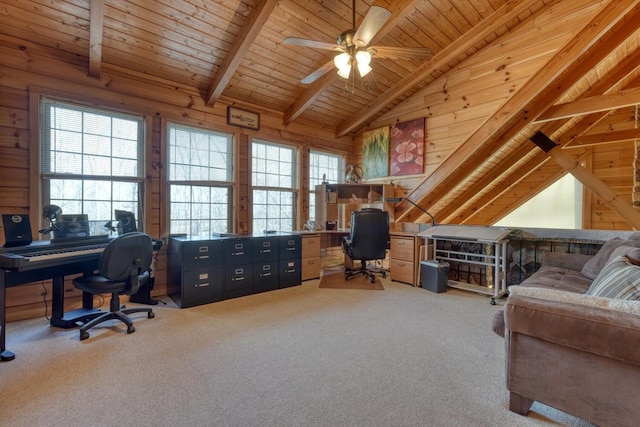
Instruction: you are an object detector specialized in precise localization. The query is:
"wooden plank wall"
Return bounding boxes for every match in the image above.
[0,55,350,322]
[352,0,634,230]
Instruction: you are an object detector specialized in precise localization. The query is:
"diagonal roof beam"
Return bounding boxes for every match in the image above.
[205,0,279,107]
[283,0,421,126]
[88,0,104,78]
[336,0,546,137]
[395,0,640,223]
[441,39,640,224]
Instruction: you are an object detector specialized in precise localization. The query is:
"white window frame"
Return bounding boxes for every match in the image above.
[167,122,234,236]
[40,98,145,236]
[251,139,298,232]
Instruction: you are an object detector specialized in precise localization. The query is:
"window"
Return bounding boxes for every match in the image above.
[167,123,233,235]
[494,174,583,228]
[252,140,297,232]
[309,151,343,221]
[41,99,144,235]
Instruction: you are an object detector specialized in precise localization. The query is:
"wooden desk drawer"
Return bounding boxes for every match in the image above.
[390,259,414,284]
[301,257,321,281]
[302,234,321,258]
[391,236,414,261]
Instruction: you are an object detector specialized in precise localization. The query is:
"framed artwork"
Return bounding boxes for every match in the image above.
[362,126,389,179]
[227,106,260,130]
[390,118,425,176]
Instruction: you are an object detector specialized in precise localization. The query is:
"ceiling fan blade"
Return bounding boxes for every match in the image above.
[369,46,432,60]
[353,6,392,47]
[300,60,336,84]
[283,37,342,51]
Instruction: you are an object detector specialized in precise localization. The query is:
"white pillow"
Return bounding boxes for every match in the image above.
[509,285,640,315]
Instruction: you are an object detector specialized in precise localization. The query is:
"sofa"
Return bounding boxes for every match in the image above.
[493,235,640,427]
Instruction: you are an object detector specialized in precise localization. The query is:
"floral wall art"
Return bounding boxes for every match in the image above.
[362,126,390,179]
[390,118,425,176]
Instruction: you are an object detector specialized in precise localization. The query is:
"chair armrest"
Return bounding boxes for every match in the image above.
[540,252,593,271]
[505,294,640,366]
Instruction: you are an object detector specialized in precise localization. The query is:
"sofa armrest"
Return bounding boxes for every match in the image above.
[540,252,593,271]
[504,294,640,366]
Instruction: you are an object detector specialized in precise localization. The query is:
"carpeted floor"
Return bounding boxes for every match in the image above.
[0,277,594,427]
[318,268,384,290]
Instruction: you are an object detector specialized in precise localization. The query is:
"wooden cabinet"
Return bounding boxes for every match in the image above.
[301,233,321,280]
[390,233,421,286]
[314,184,394,230]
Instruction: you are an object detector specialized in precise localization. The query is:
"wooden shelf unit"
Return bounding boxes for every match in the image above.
[314,183,394,230]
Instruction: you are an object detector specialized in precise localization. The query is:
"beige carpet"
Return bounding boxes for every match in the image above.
[0,279,594,427]
[318,268,384,290]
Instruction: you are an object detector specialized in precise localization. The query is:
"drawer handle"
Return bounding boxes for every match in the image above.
[196,282,209,287]
[397,241,406,245]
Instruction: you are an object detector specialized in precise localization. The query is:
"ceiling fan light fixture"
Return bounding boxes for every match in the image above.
[355,50,371,66]
[334,52,351,69]
[337,63,352,79]
[334,52,352,79]
[357,62,372,78]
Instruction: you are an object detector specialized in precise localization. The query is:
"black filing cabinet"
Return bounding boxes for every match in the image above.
[167,237,223,308]
[278,234,302,288]
[222,237,254,299]
[252,235,279,293]
[168,233,303,308]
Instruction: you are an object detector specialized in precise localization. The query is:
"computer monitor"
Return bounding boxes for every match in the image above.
[115,210,137,235]
[54,214,90,239]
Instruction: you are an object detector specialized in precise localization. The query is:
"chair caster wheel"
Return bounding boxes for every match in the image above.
[80,331,90,341]
[148,312,155,319]
[490,298,496,305]
[127,325,135,334]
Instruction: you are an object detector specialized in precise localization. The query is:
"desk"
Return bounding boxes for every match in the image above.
[300,229,423,286]
[418,225,512,303]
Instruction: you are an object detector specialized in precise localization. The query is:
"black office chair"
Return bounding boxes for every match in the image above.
[73,232,155,340]
[342,208,390,283]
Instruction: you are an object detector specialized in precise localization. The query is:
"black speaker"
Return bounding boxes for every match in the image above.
[2,214,32,247]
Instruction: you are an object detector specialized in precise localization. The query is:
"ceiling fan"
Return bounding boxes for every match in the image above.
[283,1,431,85]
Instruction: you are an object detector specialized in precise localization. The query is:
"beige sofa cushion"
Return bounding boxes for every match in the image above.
[586,255,640,300]
[510,284,640,315]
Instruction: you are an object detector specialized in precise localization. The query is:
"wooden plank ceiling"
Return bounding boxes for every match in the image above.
[2,0,640,226]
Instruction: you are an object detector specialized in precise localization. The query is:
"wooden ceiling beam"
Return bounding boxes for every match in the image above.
[335,0,545,137]
[532,131,640,229]
[205,0,279,107]
[535,86,640,123]
[88,0,104,78]
[395,0,640,223]
[437,31,640,224]
[283,0,421,126]
[565,129,640,148]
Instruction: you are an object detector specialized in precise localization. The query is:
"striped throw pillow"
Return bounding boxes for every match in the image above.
[586,255,640,300]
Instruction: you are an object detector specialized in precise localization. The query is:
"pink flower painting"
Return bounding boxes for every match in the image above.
[390,118,425,176]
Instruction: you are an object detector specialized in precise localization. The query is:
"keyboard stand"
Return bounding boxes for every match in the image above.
[49,276,103,328]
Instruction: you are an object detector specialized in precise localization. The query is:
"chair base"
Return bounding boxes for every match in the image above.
[345,260,386,283]
[79,292,154,340]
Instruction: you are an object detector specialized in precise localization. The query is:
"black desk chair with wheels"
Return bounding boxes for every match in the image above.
[73,232,155,341]
[342,208,390,283]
